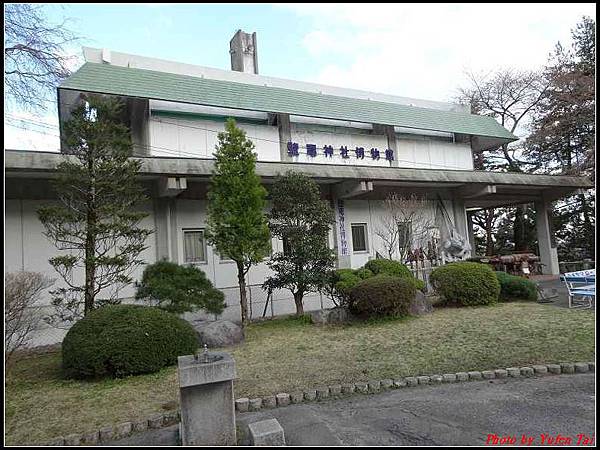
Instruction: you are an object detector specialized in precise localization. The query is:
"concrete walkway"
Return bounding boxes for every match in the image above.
[107,373,595,446]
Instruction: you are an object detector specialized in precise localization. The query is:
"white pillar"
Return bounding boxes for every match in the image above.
[535,200,560,275]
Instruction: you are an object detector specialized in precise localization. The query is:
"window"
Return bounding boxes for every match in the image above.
[398,220,413,250]
[351,223,368,252]
[183,229,207,263]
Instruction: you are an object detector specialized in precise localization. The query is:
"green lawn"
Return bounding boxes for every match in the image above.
[5,302,595,445]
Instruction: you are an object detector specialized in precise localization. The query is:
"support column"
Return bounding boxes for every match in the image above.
[466,212,476,257]
[270,113,292,162]
[535,199,560,275]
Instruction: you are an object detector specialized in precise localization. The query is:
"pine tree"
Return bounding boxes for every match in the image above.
[263,171,335,316]
[38,95,152,323]
[205,118,271,326]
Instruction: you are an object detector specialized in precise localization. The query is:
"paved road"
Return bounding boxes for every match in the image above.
[109,373,595,446]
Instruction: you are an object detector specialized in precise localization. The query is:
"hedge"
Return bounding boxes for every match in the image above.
[349,275,416,318]
[62,305,198,379]
[362,259,425,290]
[495,271,538,302]
[430,262,500,306]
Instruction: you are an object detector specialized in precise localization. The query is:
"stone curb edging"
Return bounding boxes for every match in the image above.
[235,361,595,414]
[44,361,594,445]
[44,410,180,446]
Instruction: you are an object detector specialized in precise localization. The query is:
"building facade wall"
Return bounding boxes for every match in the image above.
[146,110,474,171]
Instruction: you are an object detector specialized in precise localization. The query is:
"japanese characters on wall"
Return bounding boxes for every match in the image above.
[287,141,394,163]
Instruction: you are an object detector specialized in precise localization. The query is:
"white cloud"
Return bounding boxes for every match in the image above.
[280,3,597,102]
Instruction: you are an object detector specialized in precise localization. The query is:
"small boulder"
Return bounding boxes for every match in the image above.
[309,307,351,325]
[192,320,244,348]
[409,291,433,316]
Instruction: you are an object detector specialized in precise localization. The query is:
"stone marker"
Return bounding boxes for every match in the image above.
[99,426,115,442]
[394,379,408,388]
[546,364,561,374]
[468,371,482,381]
[249,398,262,411]
[235,398,250,412]
[81,431,100,445]
[405,377,419,386]
[430,375,443,384]
[455,372,469,382]
[381,379,394,389]
[115,422,132,438]
[574,362,589,373]
[417,376,430,385]
[177,351,236,446]
[329,385,342,396]
[368,380,381,392]
[341,383,355,394]
[494,369,508,379]
[303,389,317,401]
[132,419,149,433]
[290,392,304,404]
[248,418,286,446]
[533,365,548,375]
[262,395,277,409]
[442,374,457,383]
[481,370,495,380]
[560,362,575,374]
[276,393,290,407]
[520,367,534,377]
[506,367,521,377]
[354,382,368,393]
[316,386,330,400]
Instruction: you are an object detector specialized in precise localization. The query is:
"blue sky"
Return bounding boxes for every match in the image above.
[5,3,597,150]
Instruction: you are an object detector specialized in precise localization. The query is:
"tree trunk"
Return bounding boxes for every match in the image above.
[485,208,494,256]
[237,263,248,326]
[293,291,304,316]
[579,193,594,259]
[84,231,96,315]
[514,205,528,252]
[84,154,96,316]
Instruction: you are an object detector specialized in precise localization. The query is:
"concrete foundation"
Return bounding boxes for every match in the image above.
[177,352,237,446]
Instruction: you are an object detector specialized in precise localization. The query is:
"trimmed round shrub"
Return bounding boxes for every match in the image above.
[363,259,413,278]
[349,275,416,318]
[430,262,500,306]
[495,271,537,302]
[62,305,198,379]
[362,259,425,291]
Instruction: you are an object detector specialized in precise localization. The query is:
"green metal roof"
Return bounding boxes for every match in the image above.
[61,62,517,144]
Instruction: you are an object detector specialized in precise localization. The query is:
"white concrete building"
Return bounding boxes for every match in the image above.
[5,31,592,346]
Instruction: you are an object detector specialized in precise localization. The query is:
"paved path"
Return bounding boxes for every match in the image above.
[108,373,595,446]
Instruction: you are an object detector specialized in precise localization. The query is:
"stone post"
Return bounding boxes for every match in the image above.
[177,352,237,446]
[534,199,560,275]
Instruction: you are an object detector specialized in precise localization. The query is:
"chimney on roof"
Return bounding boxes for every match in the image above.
[229,30,258,74]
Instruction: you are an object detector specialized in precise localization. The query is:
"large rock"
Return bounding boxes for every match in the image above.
[409,291,434,316]
[192,320,244,348]
[309,307,351,325]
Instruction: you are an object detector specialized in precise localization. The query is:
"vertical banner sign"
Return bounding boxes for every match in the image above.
[337,199,349,256]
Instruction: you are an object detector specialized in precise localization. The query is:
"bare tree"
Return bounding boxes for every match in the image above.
[5,272,55,365]
[4,4,80,111]
[457,69,549,252]
[375,193,435,262]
